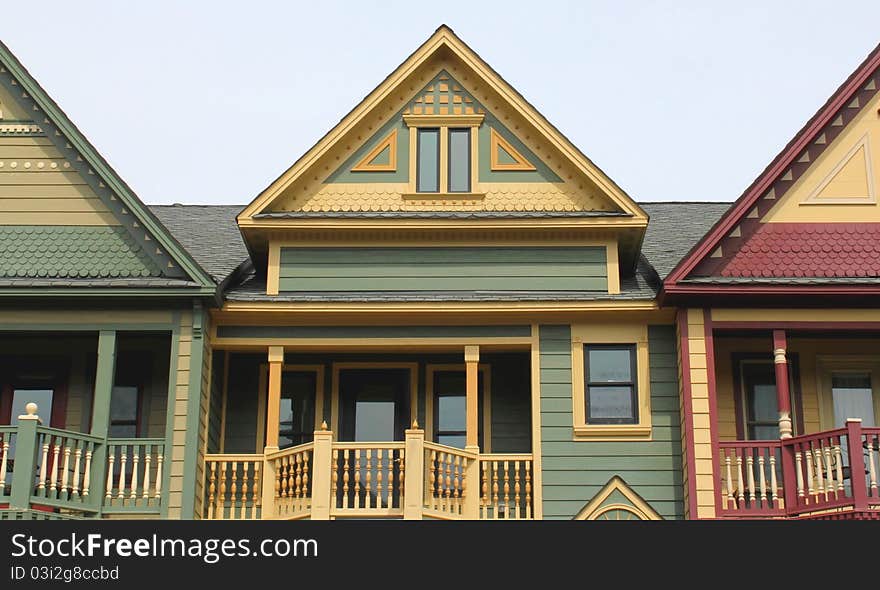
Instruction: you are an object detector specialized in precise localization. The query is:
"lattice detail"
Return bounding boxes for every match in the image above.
[403,71,483,117]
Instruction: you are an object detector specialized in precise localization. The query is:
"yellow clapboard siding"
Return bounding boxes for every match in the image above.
[0,137,55,146]
[0,211,119,225]
[0,171,86,185]
[0,184,98,198]
[0,197,108,212]
[0,145,63,158]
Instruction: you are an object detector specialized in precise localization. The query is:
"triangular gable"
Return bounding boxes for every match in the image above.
[664,42,880,295]
[574,476,662,520]
[0,41,215,291]
[238,25,646,223]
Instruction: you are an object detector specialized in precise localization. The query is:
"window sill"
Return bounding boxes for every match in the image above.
[402,192,485,201]
[573,424,652,441]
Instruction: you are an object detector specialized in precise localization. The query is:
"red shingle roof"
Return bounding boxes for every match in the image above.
[721,223,880,278]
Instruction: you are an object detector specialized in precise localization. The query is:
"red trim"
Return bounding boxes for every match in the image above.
[664,42,880,288]
[703,310,723,517]
[712,321,880,331]
[677,311,699,520]
[772,330,792,419]
[664,284,880,297]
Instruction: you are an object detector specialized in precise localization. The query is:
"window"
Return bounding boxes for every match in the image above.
[414,126,473,193]
[416,128,440,192]
[427,366,488,450]
[734,356,800,440]
[278,371,317,448]
[584,345,637,424]
[447,128,470,192]
[109,386,140,438]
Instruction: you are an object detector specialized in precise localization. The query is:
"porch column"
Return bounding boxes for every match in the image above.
[772,330,793,439]
[89,330,116,511]
[265,346,284,452]
[465,345,480,450]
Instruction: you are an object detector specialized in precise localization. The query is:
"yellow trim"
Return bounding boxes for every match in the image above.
[330,362,419,435]
[351,129,398,172]
[529,323,543,519]
[403,114,484,127]
[424,363,492,451]
[605,240,620,295]
[802,133,875,204]
[490,128,536,171]
[574,475,663,520]
[256,365,267,449]
[237,26,647,223]
[266,242,280,296]
[711,309,880,323]
[439,123,448,194]
[220,300,661,315]
[238,217,647,231]
[570,322,652,441]
[256,363,326,447]
[219,350,229,453]
[815,356,880,430]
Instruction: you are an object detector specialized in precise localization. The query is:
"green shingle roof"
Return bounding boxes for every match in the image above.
[0,226,162,279]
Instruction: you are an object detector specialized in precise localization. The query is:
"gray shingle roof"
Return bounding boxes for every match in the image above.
[639,202,732,279]
[254,211,629,219]
[150,201,732,298]
[149,204,249,283]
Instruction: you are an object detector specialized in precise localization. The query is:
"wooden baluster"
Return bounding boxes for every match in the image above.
[805,448,816,502]
[331,449,339,512]
[723,451,732,508]
[453,454,461,514]
[153,450,163,500]
[130,445,140,501]
[429,450,437,511]
[302,451,310,509]
[386,449,393,509]
[503,460,511,519]
[117,447,127,500]
[38,437,49,495]
[745,452,756,509]
[105,448,115,501]
[734,451,745,508]
[71,440,82,499]
[525,460,532,519]
[343,449,351,510]
[244,463,253,519]
[492,460,499,519]
[365,449,373,510]
[757,452,767,508]
[821,441,833,501]
[868,434,878,498]
[274,458,282,501]
[294,453,303,511]
[398,449,404,509]
[142,446,152,502]
[795,449,805,500]
[833,438,845,494]
[0,436,8,496]
[514,460,521,520]
[208,461,217,519]
[444,453,453,513]
[82,444,92,498]
[230,461,239,519]
[376,449,384,509]
[253,462,261,519]
[218,462,227,520]
[49,436,61,497]
[354,449,361,510]
[480,459,488,519]
[61,440,71,500]
[769,452,779,508]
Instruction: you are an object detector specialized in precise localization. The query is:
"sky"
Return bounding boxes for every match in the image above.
[2,1,879,206]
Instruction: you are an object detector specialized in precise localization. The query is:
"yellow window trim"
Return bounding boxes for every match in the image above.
[256,363,325,450]
[570,322,652,441]
[424,363,492,452]
[814,355,880,430]
[351,129,398,172]
[407,122,480,196]
[403,114,484,128]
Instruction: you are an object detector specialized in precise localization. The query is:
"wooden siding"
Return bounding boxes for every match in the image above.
[278,247,607,292]
[193,315,211,519]
[166,310,192,519]
[682,309,715,519]
[538,324,684,520]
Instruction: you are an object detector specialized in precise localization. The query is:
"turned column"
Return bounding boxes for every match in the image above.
[772,330,793,439]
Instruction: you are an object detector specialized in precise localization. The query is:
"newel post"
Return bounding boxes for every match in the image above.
[310,423,334,520]
[404,423,425,520]
[846,419,868,512]
[10,403,41,510]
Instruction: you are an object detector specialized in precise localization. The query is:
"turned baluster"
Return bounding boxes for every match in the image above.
[117,447,127,500]
[302,451,310,508]
[49,436,62,496]
[274,457,282,501]
[795,449,805,500]
[429,450,437,510]
[513,461,521,520]
[218,462,228,519]
[142,446,152,502]
[0,437,9,495]
[444,453,453,512]
[459,456,467,514]
[745,453,756,508]
[376,449,384,509]
[492,460,499,520]
[452,454,461,513]
[252,462,261,519]
[868,434,878,497]
[386,449,393,509]
[343,449,351,509]
[331,449,339,511]
[355,450,362,510]
[38,437,49,494]
[208,462,217,519]
[503,460,511,518]
[130,445,140,501]
[230,461,239,519]
[734,451,745,508]
[365,449,373,510]
[816,442,828,501]
[757,453,767,507]
[769,453,778,508]
[83,446,93,498]
[833,438,844,494]
[61,441,71,500]
[241,462,250,519]
[525,460,532,519]
[480,459,488,519]
[805,448,816,501]
[724,451,734,508]
[294,453,303,510]
[153,451,163,500]
[105,450,115,500]
[398,449,405,508]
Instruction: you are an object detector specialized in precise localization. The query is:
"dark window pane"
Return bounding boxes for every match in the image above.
[448,128,470,192]
[438,395,466,431]
[279,371,316,448]
[752,425,779,441]
[11,389,53,421]
[110,386,139,421]
[355,401,396,441]
[588,349,632,382]
[588,386,634,420]
[750,384,777,423]
[417,128,440,192]
[437,434,467,449]
[109,424,137,439]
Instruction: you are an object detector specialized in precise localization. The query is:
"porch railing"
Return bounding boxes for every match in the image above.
[717,420,880,518]
[0,426,15,499]
[32,426,102,512]
[203,425,535,520]
[102,438,165,512]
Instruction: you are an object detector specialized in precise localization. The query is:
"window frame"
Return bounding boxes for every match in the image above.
[424,364,491,452]
[732,353,803,440]
[446,127,471,193]
[583,344,638,425]
[570,323,652,440]
[416,127,441,193]
[404,115,482,197]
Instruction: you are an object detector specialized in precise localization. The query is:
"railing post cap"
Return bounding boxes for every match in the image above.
[846,418,863,423]
[17,402,41,422]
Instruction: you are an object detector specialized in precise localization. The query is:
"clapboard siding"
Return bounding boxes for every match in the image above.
[539,324,684,520]
[279,247,607,292]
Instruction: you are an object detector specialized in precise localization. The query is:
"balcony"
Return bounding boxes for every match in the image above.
[716,421,880,519]
[203,424,534,520]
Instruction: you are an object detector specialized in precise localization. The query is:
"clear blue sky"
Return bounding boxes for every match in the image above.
[2,1,879,205]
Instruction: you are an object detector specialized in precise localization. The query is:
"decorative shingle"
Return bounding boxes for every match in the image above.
[0,225,162,279]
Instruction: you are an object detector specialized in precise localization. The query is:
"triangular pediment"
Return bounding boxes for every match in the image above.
[0,41,213,291]
[238,26,646,222]
[665,42,880,293]
[574,476,662,520]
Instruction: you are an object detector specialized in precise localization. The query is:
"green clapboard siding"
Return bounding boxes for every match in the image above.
[279,247,607,292]
[538,324,684,520]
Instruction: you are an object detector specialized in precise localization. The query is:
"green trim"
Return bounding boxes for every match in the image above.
[216,324,532,339]
[88,330,116,513]
[0,288,216,297]
[180,304,206,519]
[9,417,39,509]
[325,117,409,184]
[100,506,161,514]
[0,323,179,333]
[479,115,561,183]
[160,312,181,519]
[0,41,216,291]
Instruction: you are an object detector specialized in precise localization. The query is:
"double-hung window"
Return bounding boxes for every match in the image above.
[584,345,638,424]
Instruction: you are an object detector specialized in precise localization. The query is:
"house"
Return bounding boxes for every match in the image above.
[0,26,877,520]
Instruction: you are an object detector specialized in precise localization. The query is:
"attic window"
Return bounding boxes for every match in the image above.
[415,127,471,193]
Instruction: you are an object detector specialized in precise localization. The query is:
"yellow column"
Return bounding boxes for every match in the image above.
[265,346,284,452]
[403,422,425,520]
[465,345,480,449]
